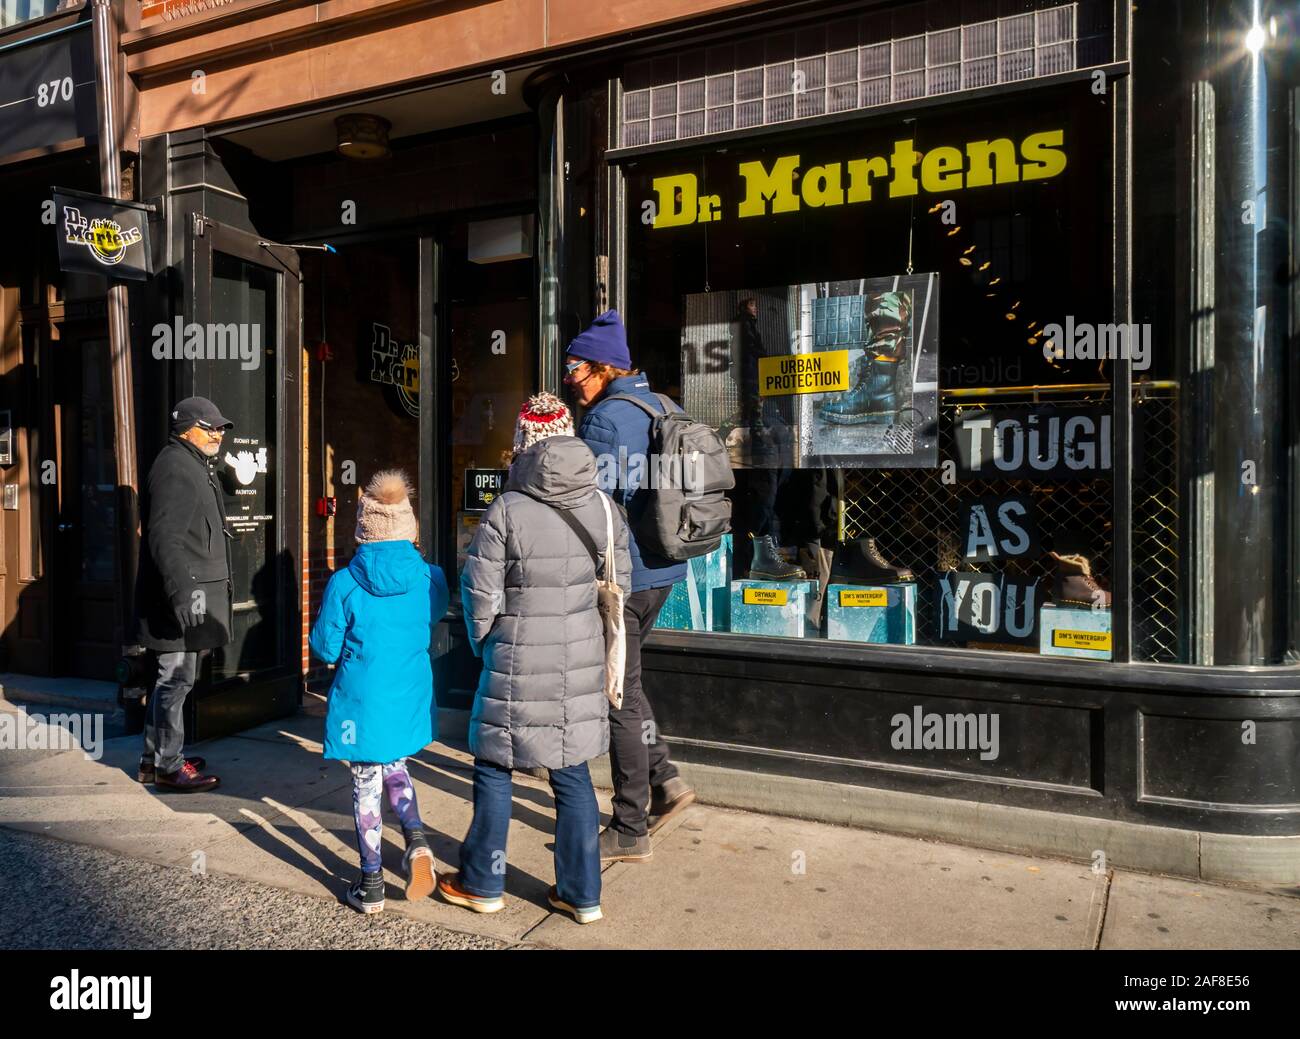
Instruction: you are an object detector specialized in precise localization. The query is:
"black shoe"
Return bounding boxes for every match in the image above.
[598,827,652,864]
[748,533,807,581]
[346,871,385,914]
[832,538,914,584]
[402,831,436,902]
[138,756,206,784]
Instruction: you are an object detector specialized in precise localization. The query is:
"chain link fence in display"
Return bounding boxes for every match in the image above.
[840,384,1180,662]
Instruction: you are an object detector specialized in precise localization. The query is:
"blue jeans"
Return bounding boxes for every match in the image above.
[459,759,601,909]
[142,651,199,774]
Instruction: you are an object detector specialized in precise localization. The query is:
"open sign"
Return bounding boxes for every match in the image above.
[464,469,507,512]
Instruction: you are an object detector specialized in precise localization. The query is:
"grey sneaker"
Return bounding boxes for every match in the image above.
[648,777,696,834]
[599,827,652,864]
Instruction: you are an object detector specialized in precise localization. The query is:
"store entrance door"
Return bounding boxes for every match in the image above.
[50,323,119,678]
[182,217,302,740]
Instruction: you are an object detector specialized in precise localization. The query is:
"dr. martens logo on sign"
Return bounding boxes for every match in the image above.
[367,322,419,419]
[650,130,1066,228]
[63,208,142,266]
[52,190,152,282]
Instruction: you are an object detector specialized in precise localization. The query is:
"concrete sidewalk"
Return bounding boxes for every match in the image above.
[0,697,1296,949]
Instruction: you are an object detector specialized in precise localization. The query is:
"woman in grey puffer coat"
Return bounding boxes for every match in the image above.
[439,393,631,924]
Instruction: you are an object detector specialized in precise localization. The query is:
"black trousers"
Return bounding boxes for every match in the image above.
[608,585,680,836]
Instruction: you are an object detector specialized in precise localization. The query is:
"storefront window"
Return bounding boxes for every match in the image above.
[0,0,70,31]
[624,79,1142,661]
[445,218,537,593]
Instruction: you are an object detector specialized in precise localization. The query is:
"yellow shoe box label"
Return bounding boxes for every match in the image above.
[1052,629,1113,652]
[743,587,789,607]
[838,588,889,608]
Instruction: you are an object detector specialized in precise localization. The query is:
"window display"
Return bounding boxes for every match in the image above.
[625,79,1134,659]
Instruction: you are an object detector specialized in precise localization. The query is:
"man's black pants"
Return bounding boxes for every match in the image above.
[608,585,680,837]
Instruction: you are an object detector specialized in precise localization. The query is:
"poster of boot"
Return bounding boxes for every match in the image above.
[680,273,938,470]
[795,274,939,469]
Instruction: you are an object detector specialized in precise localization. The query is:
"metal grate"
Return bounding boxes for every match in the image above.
[839,386,1180,662]
[620,3,1079,149]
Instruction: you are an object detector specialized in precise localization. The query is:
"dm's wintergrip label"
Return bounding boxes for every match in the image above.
[743,588,790,607]
[758,350,850,397]
[1051,629,1112,651]
[839,588,888,608]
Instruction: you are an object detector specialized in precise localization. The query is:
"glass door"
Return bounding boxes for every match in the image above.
[184,217,302,737]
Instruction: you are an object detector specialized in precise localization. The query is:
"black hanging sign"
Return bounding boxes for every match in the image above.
[53,188,153,282]
[958,494,1039,563]
[0,23,97,163]
[954,405,1111,481]
[935,571,1042,646]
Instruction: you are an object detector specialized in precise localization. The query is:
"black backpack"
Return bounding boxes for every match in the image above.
[606,393,734,561]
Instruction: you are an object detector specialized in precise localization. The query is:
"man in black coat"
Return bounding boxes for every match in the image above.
[134,396,234,792]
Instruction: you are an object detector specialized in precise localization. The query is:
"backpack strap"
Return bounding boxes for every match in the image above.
[604,393,665,418]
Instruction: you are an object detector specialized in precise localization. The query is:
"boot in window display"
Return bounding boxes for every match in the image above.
[1049,550,1112,608]
[817,292,911,426]
[748,532,807,581]
[830,537,915,585]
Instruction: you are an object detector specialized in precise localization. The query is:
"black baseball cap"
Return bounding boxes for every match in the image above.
[170,396,234,434]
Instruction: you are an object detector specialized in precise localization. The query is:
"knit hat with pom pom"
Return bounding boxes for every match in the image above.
[355,469,418,543]
[512,392,574,456]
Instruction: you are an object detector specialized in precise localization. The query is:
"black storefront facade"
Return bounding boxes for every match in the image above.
[121,0,1300,884]
[579,0,1300,884]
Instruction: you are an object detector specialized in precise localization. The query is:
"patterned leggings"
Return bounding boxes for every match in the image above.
[350,759,424,874]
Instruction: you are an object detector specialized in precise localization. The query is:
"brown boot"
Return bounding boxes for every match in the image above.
[1051,551,1111,607]
[155,761,220,792]
[647,777,696,835]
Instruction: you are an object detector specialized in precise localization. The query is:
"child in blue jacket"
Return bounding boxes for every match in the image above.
[310,469,449,913]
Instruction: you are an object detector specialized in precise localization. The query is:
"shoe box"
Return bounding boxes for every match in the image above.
[655,534,733,633]
[729,578,820,638]
[826,582,917,644]
[1038,602,1113,660]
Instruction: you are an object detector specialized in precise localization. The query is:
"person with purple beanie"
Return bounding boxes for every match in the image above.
[564,310,698,865]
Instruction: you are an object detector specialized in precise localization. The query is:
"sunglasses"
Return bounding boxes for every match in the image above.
[564,358,588,377]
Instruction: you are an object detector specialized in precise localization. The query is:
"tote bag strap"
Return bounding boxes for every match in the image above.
[540,493,614,582]
[596,491,617,585]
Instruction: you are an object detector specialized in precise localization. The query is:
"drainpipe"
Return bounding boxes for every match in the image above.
[530,70,567,394]
[91,0,139,644]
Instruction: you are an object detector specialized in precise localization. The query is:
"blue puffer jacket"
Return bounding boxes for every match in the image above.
[578,374,688,592]
[309,539,449,764]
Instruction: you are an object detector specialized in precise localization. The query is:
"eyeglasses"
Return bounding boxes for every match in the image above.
[564,358,588,377]
[194,421,227,435]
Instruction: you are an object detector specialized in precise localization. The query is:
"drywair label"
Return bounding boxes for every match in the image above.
[839,588,888,608]
[743,588,789,607]
[758,350,850,397]
[1052,629,1112,651]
